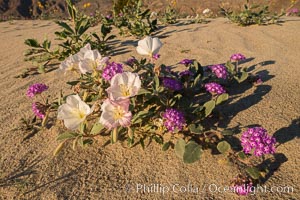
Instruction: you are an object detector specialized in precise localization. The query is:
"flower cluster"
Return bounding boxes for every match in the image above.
[205,82,226,94]
[59,44,109,74]
[208,64,228,79]
[102,62,124,81]
[230,53,246,62]
[240,127,276,156]
[162,108,185,132]
[179,59,193,66]
[26,83,48,98]
[32,102,47,119]
[179,70,193,77]
[162,77,183,91]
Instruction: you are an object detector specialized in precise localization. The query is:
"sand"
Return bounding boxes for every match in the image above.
[0,17,299,199]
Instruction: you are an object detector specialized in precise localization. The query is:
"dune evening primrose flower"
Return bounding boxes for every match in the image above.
[26,83,48,98]
[240,127,276,156]
[179,59,193,66]
[32,102,47,119]
[59,55,80,74]
[57,95,92,130]
[99,99,132,129]
[106,72,141,101]
[205,82,226,95]
[162,77,183,91]
[162,108,185,132]
[230,53,246,62]
[136,36,163,57]
[102,62,123,81]
[78,49,108,73]
[208,64,228,79]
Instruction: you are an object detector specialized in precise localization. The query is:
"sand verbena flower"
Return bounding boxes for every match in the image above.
[205,82,226,95]
[27,83,48,98]
[240,127,276,156]
[162,108,185,132]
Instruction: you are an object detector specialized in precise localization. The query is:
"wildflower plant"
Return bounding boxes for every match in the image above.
[221,0,284,26]
[23,35,280,196]
[23,0,115,74]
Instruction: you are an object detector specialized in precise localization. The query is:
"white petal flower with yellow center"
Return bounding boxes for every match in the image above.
[57,95,92,130]
[59,55,80,74]
[78,49,109,74]
[106,72,141,101]
[136,36,163,57]
[99,99,132,129]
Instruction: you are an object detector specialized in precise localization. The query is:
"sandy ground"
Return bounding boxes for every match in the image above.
[0,17,299,199]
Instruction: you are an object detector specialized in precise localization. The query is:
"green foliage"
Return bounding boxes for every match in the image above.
[23,0,115,72]
[112,0,158,37]
[221,0,284,26]
[175,139,202,163]
[217,141,231,154]
[160,5,178,24]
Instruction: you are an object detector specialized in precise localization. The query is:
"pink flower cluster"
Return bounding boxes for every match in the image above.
[205,82,226,95]
[240,127,276,156]
[208,64,228,79]
[162,108,185,132]
[26,83,48,98]
[230,53,246,62]
[102,62,124,81]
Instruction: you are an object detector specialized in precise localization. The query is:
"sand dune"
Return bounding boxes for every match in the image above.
[0,17,299,199]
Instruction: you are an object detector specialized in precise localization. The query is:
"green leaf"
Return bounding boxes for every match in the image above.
[56,21,74,34]
[66,81,80,86]
[188,124,203,134]
[162,141,171,151]
[153,135,163,144]
[53,142,65,156]
[90,123,104,135]
[24,39,40,48]
[238,151,247,160]
[183,141,202,164]
[203,100,216,117]
[174,139,186,159]
[246,167,261,179]
[216,93,229,105]
[137,88,151,95]
[217,141,231,154]
[83,138,93,146]
[56,132,78,141]
[221,129,234,136]
[225,61,235,72]
[154,75,159,91]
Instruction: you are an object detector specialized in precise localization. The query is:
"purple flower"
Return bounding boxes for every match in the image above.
[152,53,160,60]
[26,83,48,98]
[32,102,47,119]
[162,108,185,132]
[126,57,137,67]
[179,70,194,77]
[287,8,299,16]
[102,62,123,81]
[230,53,246,62]
[179,59,193,66]
[163,77,183,91]
[240,127,276,156]
[204,82,226,94]
[255,75,263,85]
[208,64,228,79]
[105,14,113,20]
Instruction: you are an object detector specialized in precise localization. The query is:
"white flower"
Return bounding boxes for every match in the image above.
[78,49,106,74]
[57,95,92,130]
[106,72,141,101]
[59,55,80,74]
[75,43,91,61]
[99,99,132,129]
[136,36,163,57]
[203,8,211,15]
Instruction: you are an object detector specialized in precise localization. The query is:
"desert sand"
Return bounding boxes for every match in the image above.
[0,17,299,199]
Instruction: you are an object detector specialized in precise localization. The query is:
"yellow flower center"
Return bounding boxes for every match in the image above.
[120,84,131,97]
[113,106,125,120]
